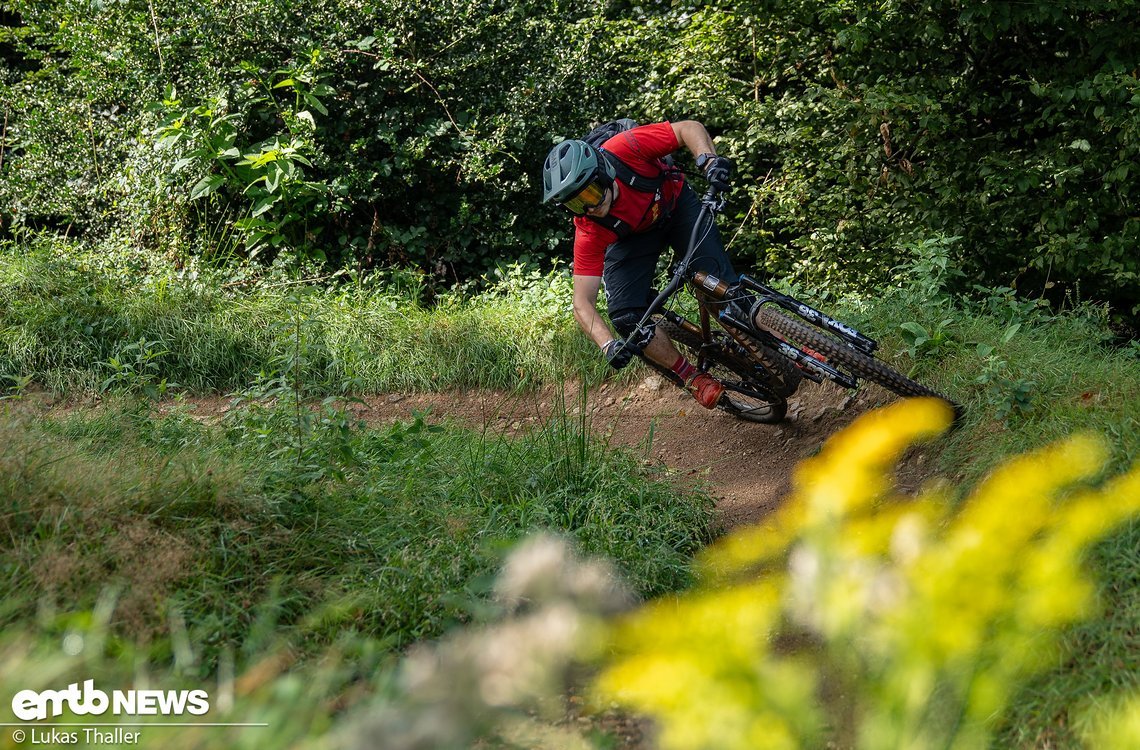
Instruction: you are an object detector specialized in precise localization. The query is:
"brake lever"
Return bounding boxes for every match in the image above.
[631,321,657,350]
[701,188,727,214]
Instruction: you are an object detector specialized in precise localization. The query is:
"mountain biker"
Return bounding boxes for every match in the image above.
[542,120,736,409]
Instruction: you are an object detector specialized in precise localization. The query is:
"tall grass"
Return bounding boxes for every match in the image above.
[0,240,604,394]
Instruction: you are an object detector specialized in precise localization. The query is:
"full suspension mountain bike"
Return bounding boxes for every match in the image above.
[624,187,955,424]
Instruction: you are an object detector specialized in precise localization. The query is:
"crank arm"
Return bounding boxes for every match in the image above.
[721,379,782,403]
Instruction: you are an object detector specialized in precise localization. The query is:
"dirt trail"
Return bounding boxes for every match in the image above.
[39,373,911,528]
[341,374,901,528]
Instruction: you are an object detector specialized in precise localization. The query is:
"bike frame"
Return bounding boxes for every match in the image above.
[630,187,882,393]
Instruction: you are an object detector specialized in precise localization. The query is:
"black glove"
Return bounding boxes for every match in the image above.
[602,339,635,370]
[703,155,733,193]
[601,325,655,370]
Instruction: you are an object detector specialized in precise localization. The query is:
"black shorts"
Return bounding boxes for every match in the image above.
[602,183,738,333]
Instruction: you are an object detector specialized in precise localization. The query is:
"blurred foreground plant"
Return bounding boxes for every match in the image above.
[592,398,1140,749]
[343,535,633,749]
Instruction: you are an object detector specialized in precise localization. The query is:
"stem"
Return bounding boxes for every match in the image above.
[751,26,760,102]
[293,301,303,469]
[86,112,102,182]
[221,272,341,290]
[725,198,758,251]
[0,109,7,170]
[147,0,165,74]
[341,50,462,134]
[256,77,292,137]
[412,69,461,133]
[725,169,772,250]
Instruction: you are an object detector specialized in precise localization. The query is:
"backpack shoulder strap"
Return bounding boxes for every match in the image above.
[601,150,666,193]
[586,212,632,239]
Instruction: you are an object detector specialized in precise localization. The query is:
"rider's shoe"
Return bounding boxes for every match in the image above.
[687,372,725,409]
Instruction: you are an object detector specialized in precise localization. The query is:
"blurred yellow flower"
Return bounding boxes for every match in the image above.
[591,397,1140,750]
[1080,692,1140,750]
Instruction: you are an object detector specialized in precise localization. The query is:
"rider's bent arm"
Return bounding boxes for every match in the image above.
[572,274,616,349]
[670,120,717,162]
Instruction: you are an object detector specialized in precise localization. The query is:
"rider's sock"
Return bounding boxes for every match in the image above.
[671,356,697,382]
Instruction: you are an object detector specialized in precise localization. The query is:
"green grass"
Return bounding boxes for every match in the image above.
[0,240,606,395]
[0,394,713,673]
[830,287,1140,477]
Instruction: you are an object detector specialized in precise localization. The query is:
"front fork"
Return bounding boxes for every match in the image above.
[697,303,714,374]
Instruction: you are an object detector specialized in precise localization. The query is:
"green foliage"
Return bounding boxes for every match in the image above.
[97,337,179,400]
[5,0,1140,320]
[892,235,965,360]
[633,0,1140,322]
[898,317,955,361]
[973,324,1040,423]
[0,0,647,279]
[151,50,335,262]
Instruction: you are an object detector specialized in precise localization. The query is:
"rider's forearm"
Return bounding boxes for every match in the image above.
[574,303,616,349]
[671,120,717,160]
[572,275,615,349]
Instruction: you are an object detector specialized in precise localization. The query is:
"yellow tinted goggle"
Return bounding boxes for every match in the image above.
[563,180,609,215]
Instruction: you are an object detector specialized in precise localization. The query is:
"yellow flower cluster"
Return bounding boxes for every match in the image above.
[592,398,1140,749]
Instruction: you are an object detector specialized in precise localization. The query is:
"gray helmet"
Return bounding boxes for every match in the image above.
[541,140,616,204]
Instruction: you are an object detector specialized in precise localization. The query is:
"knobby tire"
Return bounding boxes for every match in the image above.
[754,308,946,399]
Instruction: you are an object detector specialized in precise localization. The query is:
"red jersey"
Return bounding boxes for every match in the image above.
[571,122,685,277]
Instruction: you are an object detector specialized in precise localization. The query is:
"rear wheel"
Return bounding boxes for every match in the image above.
[653,315,789,424]
[754,308,949,400]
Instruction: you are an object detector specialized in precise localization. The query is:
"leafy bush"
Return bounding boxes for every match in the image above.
[0,0,647,278]
[632,0,1140,322]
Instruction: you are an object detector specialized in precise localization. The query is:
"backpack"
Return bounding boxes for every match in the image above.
[581,119,681,238]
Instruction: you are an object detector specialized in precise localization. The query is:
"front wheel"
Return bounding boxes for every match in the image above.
[755,308,951,400]
[653,315,788,424]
